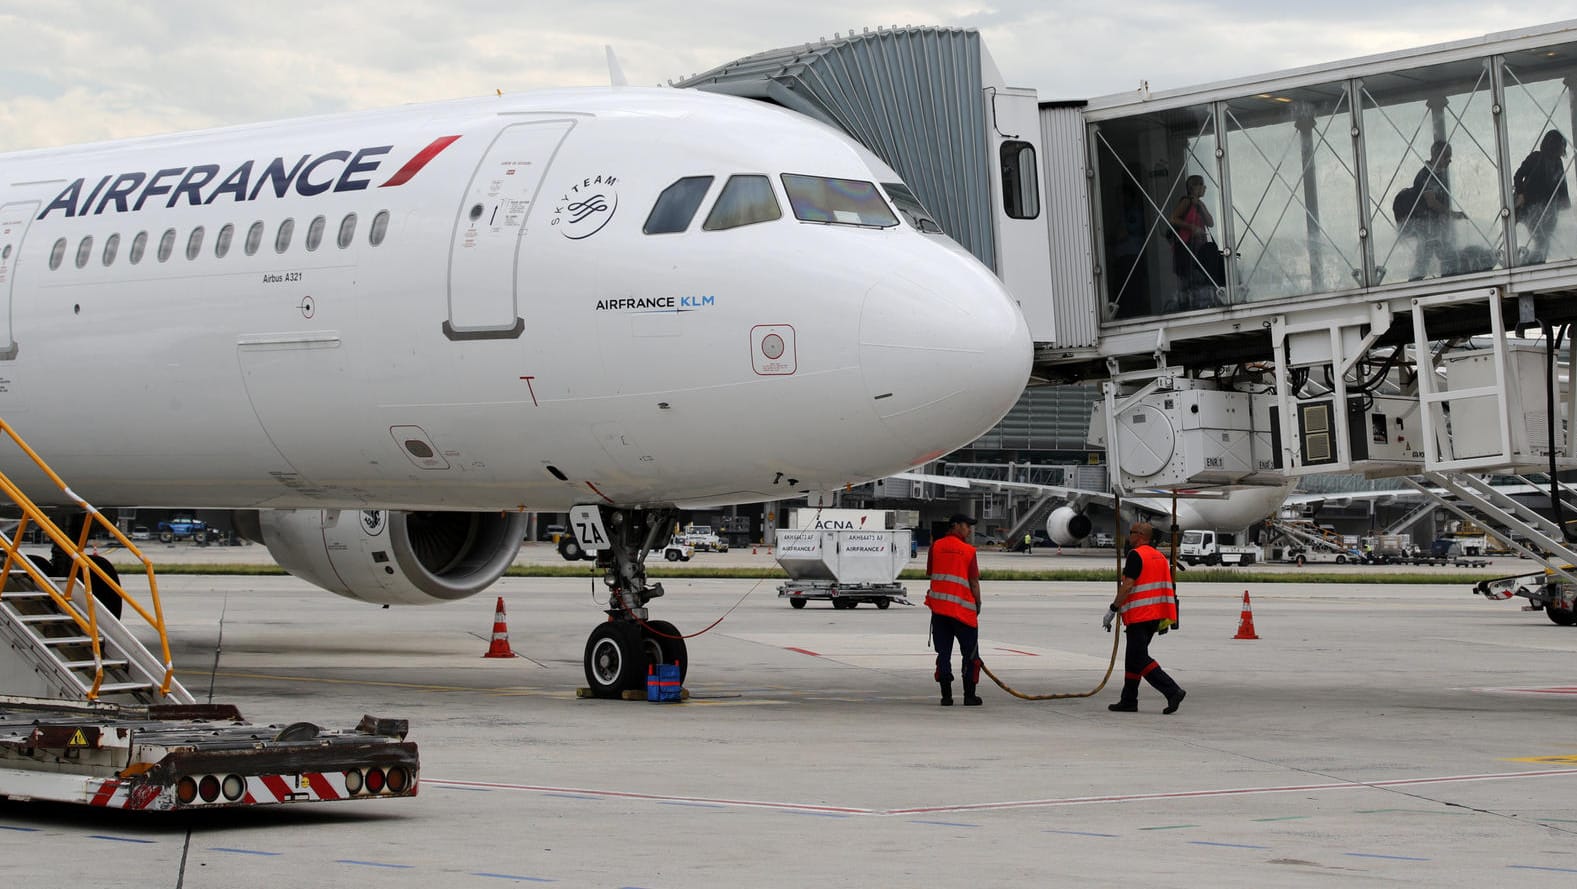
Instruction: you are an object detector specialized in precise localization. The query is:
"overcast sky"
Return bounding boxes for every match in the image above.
[0,3,1569,152]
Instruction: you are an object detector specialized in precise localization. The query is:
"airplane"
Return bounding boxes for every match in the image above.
[898,471,1294,544]
[0,86,1033,697]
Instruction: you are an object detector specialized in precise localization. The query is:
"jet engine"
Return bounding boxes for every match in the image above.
[233,509,529,605]
[1045,506,1093,546]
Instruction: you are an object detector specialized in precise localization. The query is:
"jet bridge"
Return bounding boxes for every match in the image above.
[689,22,1577,621]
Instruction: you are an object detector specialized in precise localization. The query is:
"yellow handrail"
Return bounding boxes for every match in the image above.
[0,418,175,700]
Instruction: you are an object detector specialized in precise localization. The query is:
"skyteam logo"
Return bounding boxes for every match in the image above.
[552,174,618,239]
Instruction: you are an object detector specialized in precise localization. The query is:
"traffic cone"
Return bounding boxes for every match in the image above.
[483,596,518,658]
[1233,590,1260,640]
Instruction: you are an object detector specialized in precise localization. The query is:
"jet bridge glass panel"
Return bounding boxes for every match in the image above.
[1091,104,1222,320]
[1360,57,1502,285]
[1500,42,1577,266]
[1223,84,1361,304]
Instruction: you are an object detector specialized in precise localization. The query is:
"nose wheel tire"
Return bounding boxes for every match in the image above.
[640,619,688,684]
[584,622,646,697]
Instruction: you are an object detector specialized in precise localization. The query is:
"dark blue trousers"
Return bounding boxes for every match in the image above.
[931,613,980,684]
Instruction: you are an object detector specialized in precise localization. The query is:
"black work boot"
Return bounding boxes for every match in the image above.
[963,682,983,706]
[1108,679,1140,712]
[938,681,953,706]
[1147,668,1186,714]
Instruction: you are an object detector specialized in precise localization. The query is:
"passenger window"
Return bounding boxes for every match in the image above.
[215,224,234,258]
[275,218,294,254]
[999,140,1040,220]
[306,215,326,251]
[75,236,94,269]
[245,221,264,256]
[337,213,357,249]
[157,228,176,262]
[129,231,148,265]
[370,210,390,246]
[185,226,205,260]
[102,233,120,266]
[644,176,714,234]
[703,175,781,231]
[49,238,66,271]
[781,174,899,227]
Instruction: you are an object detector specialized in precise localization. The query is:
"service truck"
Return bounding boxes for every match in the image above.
[1179,529,1262,566]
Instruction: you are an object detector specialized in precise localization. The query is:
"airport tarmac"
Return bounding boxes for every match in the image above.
[5,561,1577,886]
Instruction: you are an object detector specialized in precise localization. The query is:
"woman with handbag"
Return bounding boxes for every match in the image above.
[1168,174,1222,307]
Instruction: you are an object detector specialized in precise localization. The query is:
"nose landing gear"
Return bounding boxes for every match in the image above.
[576,506,689,698]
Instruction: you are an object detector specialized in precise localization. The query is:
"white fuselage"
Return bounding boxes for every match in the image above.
[0,89,1031,512]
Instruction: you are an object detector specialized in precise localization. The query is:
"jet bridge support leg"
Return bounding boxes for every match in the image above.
[579,506,687,699]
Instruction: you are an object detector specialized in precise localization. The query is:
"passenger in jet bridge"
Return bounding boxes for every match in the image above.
[1168,175,1222,309]
[1513,129,1571,265]
[1406,140,1469,280]
[925,513,984,707]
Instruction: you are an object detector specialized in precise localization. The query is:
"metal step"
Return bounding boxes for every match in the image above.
[41,635,94,647]
[90,682,154,694]
[59,659,129,669]
[15,613,77,625]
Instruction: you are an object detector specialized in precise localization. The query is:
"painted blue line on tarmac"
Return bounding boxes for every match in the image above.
[336,860,415,869]
[1044,829,1119,838]
[87,835,156,844]
[0,825,41,832]
[208,847,281,856]
[1509,864,1577,873]
[1344,852,1429,861]
[908,820,979,828]
[472,873,555,882]
[1189,841,1270,850]
[658,800,727,809]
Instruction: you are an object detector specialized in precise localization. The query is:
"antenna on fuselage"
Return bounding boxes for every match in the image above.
[604,45,628,87]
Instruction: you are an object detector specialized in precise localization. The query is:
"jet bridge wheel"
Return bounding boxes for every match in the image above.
[584,621,647,697]
[1546,600,1577,626]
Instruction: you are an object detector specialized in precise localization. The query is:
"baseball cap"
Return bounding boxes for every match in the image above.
[947,513,977,526]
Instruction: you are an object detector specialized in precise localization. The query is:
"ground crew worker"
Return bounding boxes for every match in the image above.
[926,513,983,706]
[1103,521,1186,714]
[1023,532,1033,554]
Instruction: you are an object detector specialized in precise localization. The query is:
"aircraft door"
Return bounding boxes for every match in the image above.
[445,120,574,340]
[0,201,40,360]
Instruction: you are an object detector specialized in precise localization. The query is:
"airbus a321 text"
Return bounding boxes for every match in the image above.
[0,87,1032,695]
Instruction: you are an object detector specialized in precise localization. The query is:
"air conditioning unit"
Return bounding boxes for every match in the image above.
[1089,382,1259,490]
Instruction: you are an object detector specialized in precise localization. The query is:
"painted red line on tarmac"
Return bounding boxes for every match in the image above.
[1478,686,1577,695]
[428,768,1577,818]
[992,647,1038,656]
[425,778,867,814]
[784,647,820,657]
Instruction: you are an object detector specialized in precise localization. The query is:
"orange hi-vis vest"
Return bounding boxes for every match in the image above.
[1121,544,1179,626]
[926,534,979,627]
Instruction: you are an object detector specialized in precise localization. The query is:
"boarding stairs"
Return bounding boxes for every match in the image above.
[1264,518,1356,558]
[0,420,190,705]
[1405,472,1577,587]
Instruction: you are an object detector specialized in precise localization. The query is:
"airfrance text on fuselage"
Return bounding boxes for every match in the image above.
[37,144,436,220]
[595,296,716,311]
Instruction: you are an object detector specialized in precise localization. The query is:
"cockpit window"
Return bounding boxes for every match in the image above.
[644,176,714,234]
[882,182,944,233]
[702,175,781,231]
[781,174,899,228]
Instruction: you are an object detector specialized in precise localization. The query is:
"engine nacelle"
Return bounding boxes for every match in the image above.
[1046,506,1093,546]
[235,509,528,605]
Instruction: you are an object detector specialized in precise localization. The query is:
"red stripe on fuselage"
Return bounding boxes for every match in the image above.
[380,135,461,187]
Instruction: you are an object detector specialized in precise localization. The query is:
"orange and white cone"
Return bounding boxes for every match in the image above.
[483,596,518,658]
[1233,590,1260,640]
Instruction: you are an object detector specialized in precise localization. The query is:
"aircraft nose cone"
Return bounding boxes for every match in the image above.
[859,264,1031,457]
